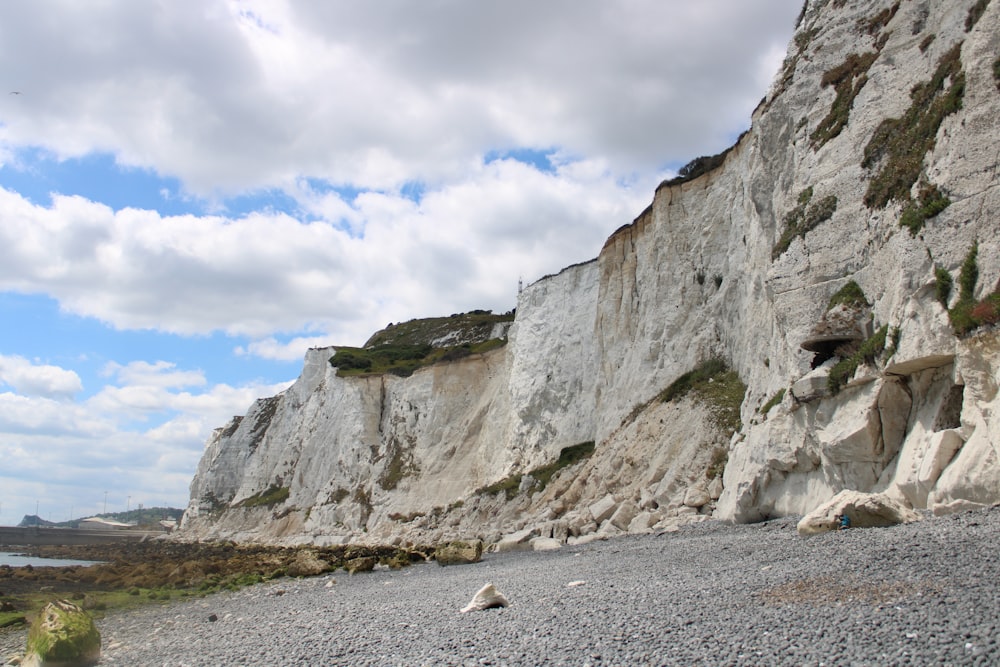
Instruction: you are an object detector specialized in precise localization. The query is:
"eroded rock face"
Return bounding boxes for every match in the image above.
[182,0,1000,545]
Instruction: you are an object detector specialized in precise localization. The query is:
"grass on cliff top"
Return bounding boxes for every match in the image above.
[330,310,513,378]
[331,338,507,378]
[659,358,747,436]
[364,310,514,348]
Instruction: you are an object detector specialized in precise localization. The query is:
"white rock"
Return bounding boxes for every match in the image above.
[797,490,922,535]
[588,494,618,524]
[494,527,537,553]
[683,486,711,508]
[707,477,724,501]
[608,502,638,531]
[460,583,509,613]
[530,537,562,551]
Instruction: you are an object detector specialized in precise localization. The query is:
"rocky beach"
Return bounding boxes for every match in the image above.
[4,507,998,666]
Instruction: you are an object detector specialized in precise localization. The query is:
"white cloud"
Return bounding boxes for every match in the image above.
[102,360,207,389]
[0,153,656,344]
[0,366,292,522]
[236,336,338,362]
[0,1,798,194]
[0,354,83,398]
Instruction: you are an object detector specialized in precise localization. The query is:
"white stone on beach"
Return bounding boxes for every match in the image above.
[460,583,509,613]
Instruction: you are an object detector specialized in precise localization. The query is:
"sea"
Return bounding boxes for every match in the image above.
[0,552,101,567]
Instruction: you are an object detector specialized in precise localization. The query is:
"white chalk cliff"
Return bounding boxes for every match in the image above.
[181,0,1000,545]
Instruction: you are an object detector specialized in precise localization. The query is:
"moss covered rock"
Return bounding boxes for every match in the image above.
[434,540,483,566]
[23,600,100,667]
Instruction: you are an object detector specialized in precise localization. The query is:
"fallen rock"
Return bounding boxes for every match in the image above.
[286,550,329,577]
[345,556,376,574]
[683,486,711,508]
[797,490,922,536]
[434,540,483,566]
[460,583,509,613]
[494,527,537,553]
[529,537,562,551]
[589,494,618,524]
[627,511,657,534]
[22,600,100,667]
[608,503,638,531]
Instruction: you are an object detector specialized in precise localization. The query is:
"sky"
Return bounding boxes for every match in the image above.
[0,0,801,525]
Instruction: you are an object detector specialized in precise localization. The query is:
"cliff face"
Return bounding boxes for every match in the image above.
[182,0,1000,544]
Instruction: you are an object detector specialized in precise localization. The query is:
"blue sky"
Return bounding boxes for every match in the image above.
[0,0,799,525]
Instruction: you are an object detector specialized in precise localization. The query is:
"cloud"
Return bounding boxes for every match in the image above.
[0,153,656,344]
[0,368,292,521]
[0,1,797,195]
[0,354,82,398]
[236,336,338,362]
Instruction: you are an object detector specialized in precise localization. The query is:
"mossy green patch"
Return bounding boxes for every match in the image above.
[475,441,596,500]
[772,188,838,259]
[811,51,878,149]
[237,485,290,508]
[330,310,513,378]
[828,280,870,310]
[828,325,889,395]
[25,600,100,665]
[935,266,954,308]
[863,44,965,209]
[364,310,513,348]
[660,358,746,436]
[899,182,950,234]
[760,388,787,416]
[948,241,1000,335]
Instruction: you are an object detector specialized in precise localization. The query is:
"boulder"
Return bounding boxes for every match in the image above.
[434,540,483,566]
[529,537,562,551]
[23,600,100,667]
[345,556,376,574]
[588,494,618,524]
[797,490,922,535]
[683,486,711,508]
[626,511,658,534]
[286,549,329,577]
[494,527,538,552]
[608,503,638,531]
[790,362,834,403]
[460,583,509,613]
[707,477,724,500]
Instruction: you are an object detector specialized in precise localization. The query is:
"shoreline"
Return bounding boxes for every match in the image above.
[5,508,1000,665]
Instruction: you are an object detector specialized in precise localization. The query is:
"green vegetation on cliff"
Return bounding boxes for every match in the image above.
[330,310,513,378]
[659,358,746,436]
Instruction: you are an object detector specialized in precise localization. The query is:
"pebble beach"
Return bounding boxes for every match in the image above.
[4,507,999,666]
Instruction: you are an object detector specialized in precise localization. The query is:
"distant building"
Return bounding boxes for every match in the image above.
[79,517,131,530]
